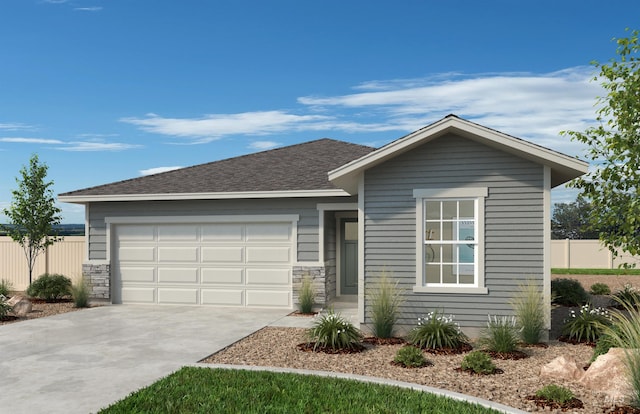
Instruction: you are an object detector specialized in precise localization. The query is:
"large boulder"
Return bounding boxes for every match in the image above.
[580,348,634,404]
[539,355,584,381]
[7,295,32,317]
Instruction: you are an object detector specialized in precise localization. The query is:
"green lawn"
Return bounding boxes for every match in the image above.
[99,367,502,414]
[552,268,640,275]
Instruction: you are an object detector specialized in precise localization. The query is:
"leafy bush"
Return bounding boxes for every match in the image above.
[613,283,640,309]
[407,310,469,350]
[368,271,403,338]
[70,278,91,308]
[551,278,588,306]
[603,294,640,407]
[535,384,575,404]
[510,281,546,344]
[298,273,315,314]
[590,329,618,363]
[308,310,362,351]
[589,282,611,296]
[561,304,611,343]
[478,315,519,353]
[26,273,72,302]
[460,351,496,374]
[0,279,13,297]
[393,346,428,368]
[0,297,12,319]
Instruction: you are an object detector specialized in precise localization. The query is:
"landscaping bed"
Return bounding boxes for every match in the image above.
[0,298,84,325]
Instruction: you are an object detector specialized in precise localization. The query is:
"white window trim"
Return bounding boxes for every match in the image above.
[413,187,488,294]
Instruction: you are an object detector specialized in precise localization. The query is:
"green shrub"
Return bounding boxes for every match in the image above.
[613,283,640,309]
[308,310,362,351]
[407,310,469,350]
[298,273,315,314]
[0,279,13,297]
[603,294,640,407]
[460,351,496,374]
[478,315,519,353]
[589,282,611,296]
[26,273,72,302]
[70,278,91,308]
[510,281,546,344]
[535,384,575,404]
[368,271,403,338]
[551,278,588,306]
[393,346,428,368]
[561,304,611,343]
[0,297,12,319]
[590,329,618,363]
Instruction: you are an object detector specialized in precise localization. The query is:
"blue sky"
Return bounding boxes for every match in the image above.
[1,0,639,223]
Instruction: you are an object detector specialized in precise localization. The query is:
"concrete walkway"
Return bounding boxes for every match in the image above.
[0,305,290,414]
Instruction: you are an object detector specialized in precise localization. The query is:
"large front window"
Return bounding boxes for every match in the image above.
[413,187,487,294]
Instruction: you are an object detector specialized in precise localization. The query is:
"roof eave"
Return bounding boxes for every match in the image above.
[58,189,352,204]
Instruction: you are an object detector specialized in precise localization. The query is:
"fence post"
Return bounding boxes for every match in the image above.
[565,238,570,269]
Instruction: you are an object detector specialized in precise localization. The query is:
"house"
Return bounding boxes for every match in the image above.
[59,115,588,335]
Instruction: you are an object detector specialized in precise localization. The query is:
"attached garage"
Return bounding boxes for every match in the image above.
[111,218,296,307]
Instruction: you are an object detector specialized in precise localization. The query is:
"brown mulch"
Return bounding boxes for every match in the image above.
[485,350,529,360]
[607,405,640,414]
[558,335,597,347]
[390,360,433,368]
[362,337,405,345]
[296,342,366,354]
[455,367,504,375]
[525,395,584,411]
[423,342,473,355]
[288,310,318,317]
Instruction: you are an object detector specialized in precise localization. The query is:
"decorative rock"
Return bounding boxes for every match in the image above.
[539,355,584,381]
[7,295,32,317]
[580,348,633,404]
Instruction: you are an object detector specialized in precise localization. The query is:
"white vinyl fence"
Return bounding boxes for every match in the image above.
[0,236,85,291]
[551,239,640,269]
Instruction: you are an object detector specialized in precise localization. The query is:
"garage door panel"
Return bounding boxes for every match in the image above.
[246,268,290,285]
[117,225,155,241]
[246,290,290,307]
[246,246,290,263]
[119,246,155,262]
[202,224,243,241]
[158,288,198,304]
[120,267,156,282]
[202,268,243,284]
[158,247,198,262]
[158,225,199,241]
[158,268,198,283]
[122,287,156,303]
[202,289,244,306]
[115,221,293,308]
[246,223,291,241]
[202,246,243,263]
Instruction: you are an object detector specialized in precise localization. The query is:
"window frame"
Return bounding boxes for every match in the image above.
[413,187,488,294]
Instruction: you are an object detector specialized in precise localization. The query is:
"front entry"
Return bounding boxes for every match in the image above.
[339,218,358,295]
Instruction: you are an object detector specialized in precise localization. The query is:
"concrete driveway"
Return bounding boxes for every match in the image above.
[0,305,291,414]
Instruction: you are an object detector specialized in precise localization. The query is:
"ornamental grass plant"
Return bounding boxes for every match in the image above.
[70,278,91,308]
[535,384,575,405]
[393,346,428,368]
[561,304,611,343]
[510,281,546,344]
[407,310,469,350]
[298,273,315,314]
[460,351,496,374]
[367,271,404,338]
[0,279,13,297]
[602,294,640,407]
[478,315,519,353]
[308,309,362,351]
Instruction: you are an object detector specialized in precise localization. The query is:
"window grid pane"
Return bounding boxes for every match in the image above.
[424,198,476,286]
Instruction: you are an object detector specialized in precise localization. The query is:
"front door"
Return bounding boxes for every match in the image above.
[340,218,358,295]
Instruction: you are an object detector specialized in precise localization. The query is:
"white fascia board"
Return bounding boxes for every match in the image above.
[58,189,351,204]
[328,116,589,190]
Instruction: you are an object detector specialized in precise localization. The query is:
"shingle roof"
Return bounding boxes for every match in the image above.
[59,138,376,197]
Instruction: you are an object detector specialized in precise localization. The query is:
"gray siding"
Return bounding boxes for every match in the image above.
[86,196,356,263]
[363,134,545,330]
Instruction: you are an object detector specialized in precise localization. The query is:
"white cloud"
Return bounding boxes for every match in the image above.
[0,137,64,144]
[248,141,281,150]
[120,111,332,143]
[60,141,141,152]
[0,123,33,131]
[139,166,183,176]
[74,7,102,11]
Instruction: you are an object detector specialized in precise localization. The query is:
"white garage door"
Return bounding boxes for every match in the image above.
[113,222,293,307]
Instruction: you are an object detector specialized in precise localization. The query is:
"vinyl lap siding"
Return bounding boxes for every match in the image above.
[86,197,355,263]
[364,134,544,330]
